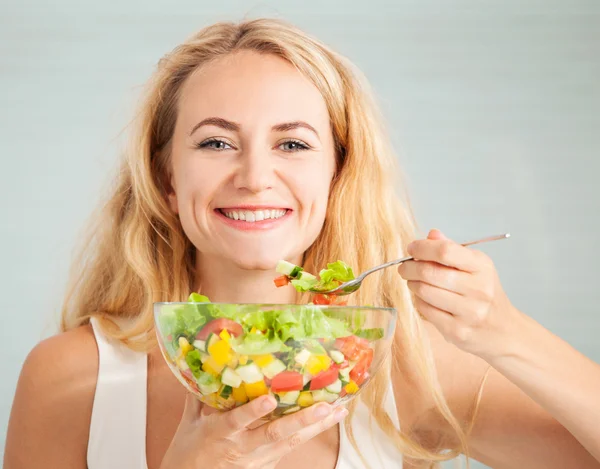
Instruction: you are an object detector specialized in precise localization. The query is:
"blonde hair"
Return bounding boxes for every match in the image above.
[61,18,484,467]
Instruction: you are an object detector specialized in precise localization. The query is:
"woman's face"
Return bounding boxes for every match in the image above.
[167,50,337,270]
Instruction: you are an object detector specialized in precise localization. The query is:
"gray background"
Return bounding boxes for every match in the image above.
[1,1,598,467]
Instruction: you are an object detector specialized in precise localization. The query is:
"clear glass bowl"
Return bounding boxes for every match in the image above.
[154,302,396,420]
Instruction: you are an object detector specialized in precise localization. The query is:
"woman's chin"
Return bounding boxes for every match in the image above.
[228,252,288,272]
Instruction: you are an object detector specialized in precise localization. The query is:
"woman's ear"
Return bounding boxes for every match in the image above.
[161,168,179,214]
[166,175,179,214]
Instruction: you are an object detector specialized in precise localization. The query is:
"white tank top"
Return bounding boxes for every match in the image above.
[88,317,403,468]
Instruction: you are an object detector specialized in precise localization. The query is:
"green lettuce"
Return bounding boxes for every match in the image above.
[185,349,203,378]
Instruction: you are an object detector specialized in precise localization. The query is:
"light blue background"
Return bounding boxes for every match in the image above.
[1,1,599,467]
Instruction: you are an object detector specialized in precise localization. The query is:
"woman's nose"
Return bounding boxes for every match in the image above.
[232,149,276,194]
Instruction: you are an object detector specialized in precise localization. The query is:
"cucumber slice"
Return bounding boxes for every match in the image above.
[276,260,298,276]
[219,385,233,399]
[329,350,345,364]
[339,367,351,381]
[289,266,303,278]
[221,367,243,388]
[279,390,300,405]
[312,389,338,403]
[206,333,220,352]
[193,339,206,350]
[262,359,287,379]
[283,405,301,415]
[198,381,220,395]
[297,271,317,282]
[294,349,311,366]
[236,363,264,383]
[325,379,342,394]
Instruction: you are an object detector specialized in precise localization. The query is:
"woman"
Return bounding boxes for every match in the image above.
[4,18,600,469]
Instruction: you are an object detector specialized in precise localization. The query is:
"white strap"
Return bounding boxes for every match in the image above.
[88,317,148,469]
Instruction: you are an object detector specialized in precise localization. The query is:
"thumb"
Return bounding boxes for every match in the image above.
[427,228,447,240]
[182,392,203,422]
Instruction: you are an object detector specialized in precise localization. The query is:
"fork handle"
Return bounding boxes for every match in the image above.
[359,233,510,279]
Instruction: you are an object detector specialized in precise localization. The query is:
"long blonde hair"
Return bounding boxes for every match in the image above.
[61,18,484,467]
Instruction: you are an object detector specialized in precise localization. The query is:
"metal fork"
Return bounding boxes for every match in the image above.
[314,233,511,296]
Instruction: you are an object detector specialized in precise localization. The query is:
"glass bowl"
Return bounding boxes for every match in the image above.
[154,302,396,420]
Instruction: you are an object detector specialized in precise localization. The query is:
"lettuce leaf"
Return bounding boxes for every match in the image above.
[185,349,203,378]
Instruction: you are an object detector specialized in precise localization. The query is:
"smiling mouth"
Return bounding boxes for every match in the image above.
[217,208,289,222]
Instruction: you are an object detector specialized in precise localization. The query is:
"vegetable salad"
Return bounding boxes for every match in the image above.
[156,260,382,416]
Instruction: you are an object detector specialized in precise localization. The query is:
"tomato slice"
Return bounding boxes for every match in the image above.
[196,318,243,340]
[309,366,339,390]
[270,371,303,392]
[313,293,347,306]
[349,348,373,386]
[334,335,369,361]
[273,275,291,288]
[313,294,334,305]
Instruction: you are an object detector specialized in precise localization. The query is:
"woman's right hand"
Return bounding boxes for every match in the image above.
[160,393,349,469]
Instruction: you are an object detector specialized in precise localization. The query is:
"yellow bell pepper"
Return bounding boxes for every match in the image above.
[252,354,274,368]
[227,355,239,369]
[244,380,269,399]
[208,338,232,366]
[238,355,249,366]
[298,391,314,407]
[202,356,225,376]
[219,329,231,343]
[231,386,248,404]
[178,337,194,355]
[306,355,331,375]
[344,380,359,394]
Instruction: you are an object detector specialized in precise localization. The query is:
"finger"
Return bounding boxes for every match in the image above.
[257,406,349,463]
[398,260,469,295]
[209,395,278,439]
[407,280,469,317]
[407,238,480,272]
[413,296,456,337]
[427,228,447,240]
[244,402,334,450]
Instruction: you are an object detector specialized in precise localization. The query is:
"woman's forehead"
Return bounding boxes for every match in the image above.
[176,50,331,134]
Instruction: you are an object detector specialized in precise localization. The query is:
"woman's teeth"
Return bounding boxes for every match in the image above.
[220,209,287,222]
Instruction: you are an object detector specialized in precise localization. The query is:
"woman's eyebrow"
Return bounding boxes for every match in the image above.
[271,121,319,139]
[189,117,240,136]
[189,118,320,141]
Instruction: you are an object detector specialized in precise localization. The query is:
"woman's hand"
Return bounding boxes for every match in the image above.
[160,393,348,469]
[398,228,522,360]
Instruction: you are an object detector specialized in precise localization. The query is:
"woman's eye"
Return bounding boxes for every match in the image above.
[279,140,310,152]
[197,139,232,151]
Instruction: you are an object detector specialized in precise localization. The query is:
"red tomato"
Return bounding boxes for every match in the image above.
[313,294,333,305]
[270,371,303,392]
[339,389,347,398]
[334,335,369,360]
[350,348,373,386]
[196,318,243,340]
[309,366,339,390]
[273,275,291,287]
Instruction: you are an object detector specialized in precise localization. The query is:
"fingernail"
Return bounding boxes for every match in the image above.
[314,404,332,418]
[261,396,276,411]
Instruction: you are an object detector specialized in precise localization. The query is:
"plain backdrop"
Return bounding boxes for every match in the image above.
[1,1,599,467]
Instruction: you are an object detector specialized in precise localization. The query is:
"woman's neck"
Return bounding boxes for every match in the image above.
[193,252,299,304]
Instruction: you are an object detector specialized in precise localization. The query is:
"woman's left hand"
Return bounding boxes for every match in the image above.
[398,228,523,360]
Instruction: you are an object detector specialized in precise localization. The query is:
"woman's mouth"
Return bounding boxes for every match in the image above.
[218,208,288,222]
[215,207,292,231]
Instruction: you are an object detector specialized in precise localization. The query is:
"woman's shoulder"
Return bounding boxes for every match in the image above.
[4,325,99,467]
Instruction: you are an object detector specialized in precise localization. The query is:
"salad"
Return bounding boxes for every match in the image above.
[273,260,355,305]
[156,260,382,416]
